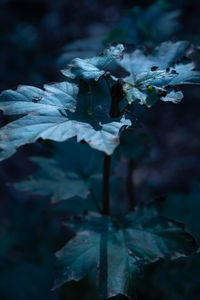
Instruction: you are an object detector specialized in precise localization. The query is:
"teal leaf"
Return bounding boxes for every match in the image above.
[54,205,197,299]
[15,157,101,203]
[0,81,78,115]
[0,78,131,161]
[118,41,200,106]
[15,140,122,214]
[61,44,124,81]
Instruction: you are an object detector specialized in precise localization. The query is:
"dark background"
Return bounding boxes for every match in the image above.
[0,0,200,299]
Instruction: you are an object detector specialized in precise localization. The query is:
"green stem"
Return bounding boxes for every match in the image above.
[127,160,135,211]
[89,188,101,213]
[102,154,111,215]
[103,74,111,90]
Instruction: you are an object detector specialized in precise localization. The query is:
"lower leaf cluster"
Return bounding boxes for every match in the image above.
[53,205,197,299]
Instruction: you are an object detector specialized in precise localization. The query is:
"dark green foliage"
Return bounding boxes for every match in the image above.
[15,156,101,203]
[1,39,200,299]
[1,1,200,299]
[53,206,197,299]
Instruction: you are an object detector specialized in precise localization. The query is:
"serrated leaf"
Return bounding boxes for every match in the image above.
[118,41,200,106]
[0,78,131,161]
[54,205,197,299]
[15,139,122,214]
[61,44,124,81]
[15,157,101,203]
[0,81,78,115]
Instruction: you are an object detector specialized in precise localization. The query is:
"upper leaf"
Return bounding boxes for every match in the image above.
[61,43,124,81]
[0,77,131,161]
[118,41,200,106]
[0,81,78,115]
[54,205,197,299]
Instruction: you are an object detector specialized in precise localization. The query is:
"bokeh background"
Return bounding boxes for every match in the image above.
[1,0,200,299]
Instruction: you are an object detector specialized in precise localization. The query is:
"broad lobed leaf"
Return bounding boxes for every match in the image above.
[118,41,200,106]
[0,81,78,115]
[54,205,197,299]
[0,42,200,161]
[15,157,101,202]
[0,67,131,160]
[14,139,123,214]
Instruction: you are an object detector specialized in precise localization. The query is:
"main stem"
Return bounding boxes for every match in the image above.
[127,159,135,211]
[102,154,111,215]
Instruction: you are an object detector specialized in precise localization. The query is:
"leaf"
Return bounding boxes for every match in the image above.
[0,78,131,161]
[53,205,197,299]
[118,41,200,106]
[15,139,122,214]
[0,81,78,115]
[14,138,123,214]
[61,44,124,81]
[15,157,101,203]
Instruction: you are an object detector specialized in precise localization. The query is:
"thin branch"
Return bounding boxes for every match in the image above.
[89,188,101,213]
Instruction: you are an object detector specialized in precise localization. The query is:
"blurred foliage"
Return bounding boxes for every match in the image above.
[105,1,181,46]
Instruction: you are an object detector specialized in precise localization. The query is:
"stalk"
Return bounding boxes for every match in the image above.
[127,159,135,211]
[102,154,111,215]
